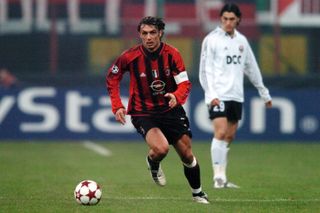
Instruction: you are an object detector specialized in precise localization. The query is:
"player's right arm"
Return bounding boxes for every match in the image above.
[106,56,126,116]
[210,98,220,106]
[115,108,127,125]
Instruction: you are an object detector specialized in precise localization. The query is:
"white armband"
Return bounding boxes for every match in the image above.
[174,71,189,84]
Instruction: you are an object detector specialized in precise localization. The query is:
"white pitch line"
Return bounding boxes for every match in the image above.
[103,197,320,202]
[82,141,112,157]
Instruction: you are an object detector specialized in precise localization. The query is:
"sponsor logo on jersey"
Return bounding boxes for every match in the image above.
[150,80,166,95]
[226,55,242,64]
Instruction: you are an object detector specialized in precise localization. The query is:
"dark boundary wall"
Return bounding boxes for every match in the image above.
[1,26,320,80]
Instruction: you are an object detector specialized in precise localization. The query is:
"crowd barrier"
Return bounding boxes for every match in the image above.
[0,86,319,141]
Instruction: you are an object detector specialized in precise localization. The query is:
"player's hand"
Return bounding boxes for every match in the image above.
[265,100,272,108]
[164,93,177,108]
[115,108,126,125]
[210,98,220,106]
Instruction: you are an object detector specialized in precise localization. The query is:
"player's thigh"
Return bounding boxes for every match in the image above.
[131,116,169,153]
[160,106,192,144]
[145,127,169,153]
[212,117,229,138]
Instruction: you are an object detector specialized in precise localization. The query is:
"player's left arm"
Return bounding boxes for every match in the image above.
[169,51,191,106]
[243,40,272,105]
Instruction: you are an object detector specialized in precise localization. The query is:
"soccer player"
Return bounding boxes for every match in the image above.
[106,16,209,204]
[199,3,272,189]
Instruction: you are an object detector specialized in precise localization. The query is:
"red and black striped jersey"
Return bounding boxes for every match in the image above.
[106,42,191,115]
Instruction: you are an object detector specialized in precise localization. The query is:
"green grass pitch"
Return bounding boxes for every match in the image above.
[0,141,320,212]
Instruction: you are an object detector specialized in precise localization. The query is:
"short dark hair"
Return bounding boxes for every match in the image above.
[220,3,242,19]
[137,16,165,32]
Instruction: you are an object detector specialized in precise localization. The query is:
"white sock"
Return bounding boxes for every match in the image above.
[211,138,229,182]
[191,187,202,194]
[211,138,227,165]
[183,157,197,168]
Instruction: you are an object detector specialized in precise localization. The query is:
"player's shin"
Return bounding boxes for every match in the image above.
[183,157,201,193]
[211,138,229,183]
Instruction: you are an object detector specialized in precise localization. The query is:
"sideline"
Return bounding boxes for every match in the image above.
[82,140,112,157]
[104,196,320,202]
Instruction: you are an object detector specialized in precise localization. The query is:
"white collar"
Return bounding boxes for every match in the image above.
[217,26,237,38]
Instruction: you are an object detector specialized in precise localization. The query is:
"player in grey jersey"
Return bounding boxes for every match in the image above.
[199,3,272,188]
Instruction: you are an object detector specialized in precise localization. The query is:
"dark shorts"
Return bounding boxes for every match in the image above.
[208,101,242,122]
[131,106,192,144]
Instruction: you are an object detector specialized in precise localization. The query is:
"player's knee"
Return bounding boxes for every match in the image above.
[181,153,194,165]
[215,131,228,140]
[153,144,169,158]
[226,134,235,142]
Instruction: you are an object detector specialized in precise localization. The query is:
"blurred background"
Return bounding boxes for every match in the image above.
[0,0,319,141]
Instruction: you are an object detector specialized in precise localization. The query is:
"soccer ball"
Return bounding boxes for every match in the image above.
[74,180,102,205]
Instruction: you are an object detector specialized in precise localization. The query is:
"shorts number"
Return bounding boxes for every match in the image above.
[213,101,225,112]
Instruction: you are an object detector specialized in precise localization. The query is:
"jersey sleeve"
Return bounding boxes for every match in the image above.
[171,50,191,105]
[243,40,272,103]
[199,35,219,104]
[106,55,127,114]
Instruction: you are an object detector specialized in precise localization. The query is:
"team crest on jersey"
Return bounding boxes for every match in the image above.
[239,45,244,53]
[165,68,171,76]
[152,69,158,78]
[111,65,119,74]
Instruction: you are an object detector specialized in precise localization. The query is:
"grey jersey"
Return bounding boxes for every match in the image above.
[199,27,271,104]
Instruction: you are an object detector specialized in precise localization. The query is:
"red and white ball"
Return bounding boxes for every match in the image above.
[74,180,102,205]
